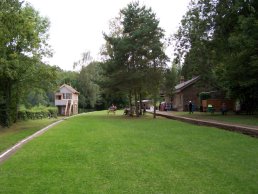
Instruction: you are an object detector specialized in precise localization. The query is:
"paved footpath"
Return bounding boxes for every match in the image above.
[149,111,258,138]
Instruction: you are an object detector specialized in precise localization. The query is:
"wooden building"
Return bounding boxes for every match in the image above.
[55,84,79,116]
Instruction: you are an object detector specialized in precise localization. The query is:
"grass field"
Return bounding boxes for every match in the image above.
[1,111,258,193]
[0,118,59,153]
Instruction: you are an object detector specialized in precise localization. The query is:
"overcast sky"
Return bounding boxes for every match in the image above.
[27,0,190,71]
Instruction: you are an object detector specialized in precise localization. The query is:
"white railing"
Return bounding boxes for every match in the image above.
[55,99,67,106]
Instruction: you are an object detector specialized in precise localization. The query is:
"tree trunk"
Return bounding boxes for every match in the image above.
[129,91,133,116]
[134,90,139,117]
[139,93,142,115]
[0,79,12,127]
[153,95,157,119]
[153,61,157,119]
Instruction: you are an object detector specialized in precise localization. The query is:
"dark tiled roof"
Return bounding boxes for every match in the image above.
[175,76,200,93]
[60,84,79,94]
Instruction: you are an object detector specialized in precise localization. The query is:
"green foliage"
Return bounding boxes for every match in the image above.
[17,110,28,121]
[173,0,216,88]
[47,107,58,118]
[162,63,180,99]
[212,0,258,112]
[102,2,168,116]
[17,106,57,121]
[0,0,55,126]
[174,0,258,113]
[215,1,258,112]
[56,69,79,87]
[199,92,211,101]
[77,61,102,108]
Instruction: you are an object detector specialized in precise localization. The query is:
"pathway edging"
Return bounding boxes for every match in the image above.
[0,113,88,164]
[150,111,258,138]
[0,119,64,164]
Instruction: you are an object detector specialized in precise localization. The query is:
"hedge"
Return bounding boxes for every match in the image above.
[18,106,58,121]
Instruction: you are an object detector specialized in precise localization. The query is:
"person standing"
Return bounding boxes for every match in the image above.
[189,101,193,114]
[143,103,146,114]
[221,102,227,115]
[235,101,241,114]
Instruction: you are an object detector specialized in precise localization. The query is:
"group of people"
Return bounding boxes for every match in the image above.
[107,104,117,114]
[188,100,228,115]
[159,102,172,111]
[109,101,234,115]
[123,104,147,116]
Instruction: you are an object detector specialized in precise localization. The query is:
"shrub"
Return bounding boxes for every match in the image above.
[47,107,58,118]
[17,110,28,120]
[199,92,211,101]
[17,106,58,120]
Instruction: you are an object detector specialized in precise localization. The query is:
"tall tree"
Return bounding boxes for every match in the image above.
[56,69,79,87]
[173,0,216,87]
[212,0,258,113]
[103,2,168,117]
[162,63,180,101]
[0,0,53,126]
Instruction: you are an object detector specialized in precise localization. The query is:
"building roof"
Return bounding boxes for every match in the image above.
[60,84,79,94]
[175,76,200,93]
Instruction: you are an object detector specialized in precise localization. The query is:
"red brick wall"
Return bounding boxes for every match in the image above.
[181,84,204,111]
[202,99,234,112]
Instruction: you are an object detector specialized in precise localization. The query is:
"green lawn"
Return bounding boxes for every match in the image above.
[1,111,258,193]
[0,118,60,153]
[172,111,258,127]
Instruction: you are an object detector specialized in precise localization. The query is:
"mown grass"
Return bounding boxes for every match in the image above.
[173,111,258,126]
[0,118,59,153]
[1,111,258,193]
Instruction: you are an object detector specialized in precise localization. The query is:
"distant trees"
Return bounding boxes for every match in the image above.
[77,62,102,110]
[55,63,102,111]
[173,0,258,113]
[162,63,180,101]
[102,2,168,117]
[0,0,57,126]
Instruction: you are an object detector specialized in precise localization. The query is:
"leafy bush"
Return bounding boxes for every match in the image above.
[47,107,58,118]
[17,110,28,120]
[199,92,211,101]
[18,105,58,120]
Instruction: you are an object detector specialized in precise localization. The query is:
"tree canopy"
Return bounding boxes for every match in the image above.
[0,0,56,126]
[102,2,168,116]
[173,0,258,113]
